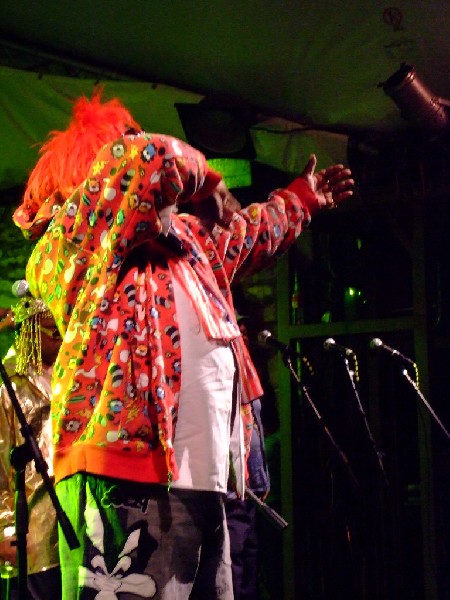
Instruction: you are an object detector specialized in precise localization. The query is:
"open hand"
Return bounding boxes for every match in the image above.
[300,154,354,209]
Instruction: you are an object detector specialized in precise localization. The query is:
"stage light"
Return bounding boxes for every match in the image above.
[175,100,256,189]
[381,63,450,137]
[175,101,256,159]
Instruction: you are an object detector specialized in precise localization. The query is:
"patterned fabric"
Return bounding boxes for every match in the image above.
[13,190,65,240]
[24,131,317,487]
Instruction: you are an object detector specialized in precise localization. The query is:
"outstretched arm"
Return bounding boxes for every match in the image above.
[190,153,354,231]
[192,154,354,281]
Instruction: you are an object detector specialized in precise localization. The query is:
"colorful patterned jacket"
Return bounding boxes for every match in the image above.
[25,132,319,486]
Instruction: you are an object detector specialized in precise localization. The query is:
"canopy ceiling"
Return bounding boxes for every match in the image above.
[1,1,450,191]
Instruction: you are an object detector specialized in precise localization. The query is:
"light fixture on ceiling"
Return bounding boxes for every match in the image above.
[381,63,450,138]
[175,99,256,159]
[175,98,256,189]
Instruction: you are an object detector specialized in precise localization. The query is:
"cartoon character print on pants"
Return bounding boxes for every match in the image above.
[79,480,158,599]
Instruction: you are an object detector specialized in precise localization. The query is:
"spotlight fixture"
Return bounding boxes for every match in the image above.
[381,63,450,137]
[175,99,256,189]
[175,101,256,159]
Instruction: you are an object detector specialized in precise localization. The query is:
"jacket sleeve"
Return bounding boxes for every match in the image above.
[25,133,211,331]
[211,178,320,283]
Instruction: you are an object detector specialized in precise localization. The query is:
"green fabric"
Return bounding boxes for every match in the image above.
[0,65,349,193]
[0,65,198,190]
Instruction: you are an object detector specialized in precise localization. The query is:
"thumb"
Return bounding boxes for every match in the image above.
[300,154,317,178]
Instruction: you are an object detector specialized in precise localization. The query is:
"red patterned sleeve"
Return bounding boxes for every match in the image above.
[213,178,319,282]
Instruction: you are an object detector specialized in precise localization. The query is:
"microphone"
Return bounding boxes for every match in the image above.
[257,330,291,354]
[12,279,30,298]
[323,338,354,357]
[369,338,415,365]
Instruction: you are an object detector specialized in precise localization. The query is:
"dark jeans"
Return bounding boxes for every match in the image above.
[225,498,259,600]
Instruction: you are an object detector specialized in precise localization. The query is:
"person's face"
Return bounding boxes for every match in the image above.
[39,316,62,366]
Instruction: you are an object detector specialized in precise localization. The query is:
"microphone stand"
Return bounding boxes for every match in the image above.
[342,355,389,487]
[402,368,450,442]
[245,488,288,531]
[0,359,79,598]
[280,348,360,490]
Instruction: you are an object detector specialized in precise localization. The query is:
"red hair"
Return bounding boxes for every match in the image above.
[15,88,140,236]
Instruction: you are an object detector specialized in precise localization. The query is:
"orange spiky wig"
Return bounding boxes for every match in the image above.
[14,88,141,239]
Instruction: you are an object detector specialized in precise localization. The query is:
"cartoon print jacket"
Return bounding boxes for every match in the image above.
[25,132,319,486]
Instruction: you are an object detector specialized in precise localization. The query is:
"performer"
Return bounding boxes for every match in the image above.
[0,280,62,599]
[14,91,353,599]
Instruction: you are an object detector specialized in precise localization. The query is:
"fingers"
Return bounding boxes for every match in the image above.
[300,154,317,178]
[326,167,354,200]
[324,166,353,186]
[191,190,241,229]
[329,190,353,208]
[330,177,354,197]
[222,193,241,214]
[327,185,353,208]
[220,194,241,227]
[317,165,353,209]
